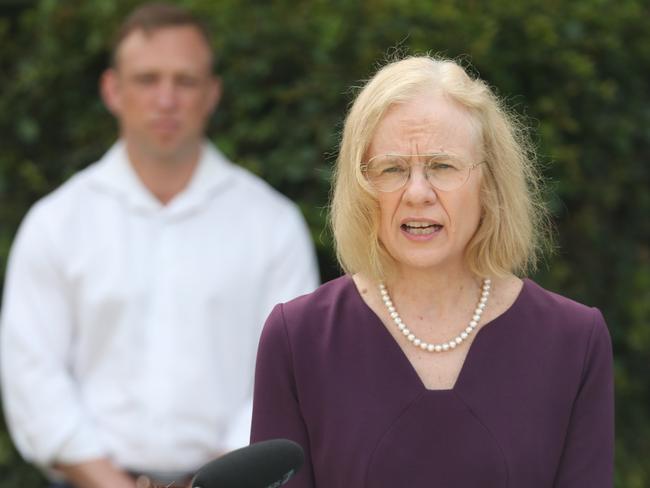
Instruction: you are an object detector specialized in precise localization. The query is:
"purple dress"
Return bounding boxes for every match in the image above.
[251,277,614,487]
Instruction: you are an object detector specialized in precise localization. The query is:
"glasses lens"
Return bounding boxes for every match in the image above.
[425,155,470,191]
[364,156,409,192]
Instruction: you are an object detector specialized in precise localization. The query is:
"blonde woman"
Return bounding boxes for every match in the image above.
[251,56,614,487]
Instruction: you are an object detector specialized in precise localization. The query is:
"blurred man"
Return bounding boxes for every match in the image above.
[0,3,319,488]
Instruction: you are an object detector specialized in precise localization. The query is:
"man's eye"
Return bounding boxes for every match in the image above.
[136,74,156,83]
[134,74,157,85]
[177,76,199,87]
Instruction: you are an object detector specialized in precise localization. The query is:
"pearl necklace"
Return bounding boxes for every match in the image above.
[378,278,491,353]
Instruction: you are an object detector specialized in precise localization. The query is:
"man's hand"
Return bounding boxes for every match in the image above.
[134,474,195,488]
[54,458,137,488]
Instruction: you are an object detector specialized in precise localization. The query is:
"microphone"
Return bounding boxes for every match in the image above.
[191,439,304,488]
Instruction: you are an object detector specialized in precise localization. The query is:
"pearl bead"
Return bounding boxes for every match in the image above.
[379,278,490,353]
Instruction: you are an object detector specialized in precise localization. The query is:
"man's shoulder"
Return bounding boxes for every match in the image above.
[25,161,102,224]
[209,148,298,214]
[230,165,295,208]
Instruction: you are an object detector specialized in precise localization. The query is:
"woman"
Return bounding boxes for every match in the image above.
[251,56,614,487]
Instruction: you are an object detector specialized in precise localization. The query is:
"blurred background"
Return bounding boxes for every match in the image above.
[0,0,648,486]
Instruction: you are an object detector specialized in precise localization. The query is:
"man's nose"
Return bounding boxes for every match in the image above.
[155,80,178,110]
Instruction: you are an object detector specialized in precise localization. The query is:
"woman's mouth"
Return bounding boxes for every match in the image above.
[401,222,444,236]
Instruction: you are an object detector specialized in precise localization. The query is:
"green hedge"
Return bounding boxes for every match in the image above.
[1,0,648,486]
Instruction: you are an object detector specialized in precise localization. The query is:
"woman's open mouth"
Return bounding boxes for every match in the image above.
[401,222,443,236]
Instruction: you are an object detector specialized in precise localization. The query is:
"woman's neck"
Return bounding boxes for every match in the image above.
[383,263,483,319]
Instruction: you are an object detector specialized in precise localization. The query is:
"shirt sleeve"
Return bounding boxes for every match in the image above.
[0,207,107,467]
[250,304,315,487]
[221,203,319,451]
[260,203,320,317]
[553,308,614,487]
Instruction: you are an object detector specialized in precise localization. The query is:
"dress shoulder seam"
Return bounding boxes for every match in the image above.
[453,391,511,487]
[577,308,601,389]
[362,391,426,488]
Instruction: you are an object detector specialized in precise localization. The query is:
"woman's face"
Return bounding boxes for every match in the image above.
[367,89,484,276]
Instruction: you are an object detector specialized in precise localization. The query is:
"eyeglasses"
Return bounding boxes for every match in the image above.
[361,153,485,193]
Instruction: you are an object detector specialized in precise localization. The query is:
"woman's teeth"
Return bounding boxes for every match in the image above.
[402,223,443,235]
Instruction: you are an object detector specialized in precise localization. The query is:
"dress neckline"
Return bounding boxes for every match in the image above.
[347,276,530,393]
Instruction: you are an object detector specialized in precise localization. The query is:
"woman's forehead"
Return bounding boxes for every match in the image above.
[369,93,481,158]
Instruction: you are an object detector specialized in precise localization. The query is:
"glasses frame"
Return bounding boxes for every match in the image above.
[361,153,485,193]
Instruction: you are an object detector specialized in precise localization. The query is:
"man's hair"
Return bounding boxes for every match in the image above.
[110,2,213,67]
[330,55,552,281]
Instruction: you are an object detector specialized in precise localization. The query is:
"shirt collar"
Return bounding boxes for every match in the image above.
[88,140,237,217]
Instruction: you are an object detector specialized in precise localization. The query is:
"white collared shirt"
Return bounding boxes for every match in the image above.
[0,141,319,474]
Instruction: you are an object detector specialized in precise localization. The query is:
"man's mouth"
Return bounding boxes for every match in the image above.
[401,222,444,235]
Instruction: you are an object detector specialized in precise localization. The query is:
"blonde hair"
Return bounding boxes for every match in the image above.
[330,55,551,281]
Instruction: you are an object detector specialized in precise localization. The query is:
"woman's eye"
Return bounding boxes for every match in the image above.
[382,165,406,174]
[428,162,456,171]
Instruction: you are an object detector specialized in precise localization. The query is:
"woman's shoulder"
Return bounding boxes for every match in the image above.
[521,278,599,317]
[261,274,364,352]
[282,275,356,316]
[278,274,358,323]
[480,279,613,394]
[516,278,609,343]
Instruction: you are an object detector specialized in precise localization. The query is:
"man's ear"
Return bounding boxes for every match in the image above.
[206,75,223,115]
[100,68,121,116]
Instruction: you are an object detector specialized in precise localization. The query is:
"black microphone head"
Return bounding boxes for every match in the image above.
[192,438,304,488]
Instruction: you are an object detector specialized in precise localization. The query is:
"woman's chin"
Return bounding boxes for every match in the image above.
[392,255,458,275]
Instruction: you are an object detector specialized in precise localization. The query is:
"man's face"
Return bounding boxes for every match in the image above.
[102,26,220,164]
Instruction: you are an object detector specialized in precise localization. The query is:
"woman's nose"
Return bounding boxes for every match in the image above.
[402,165,437,205]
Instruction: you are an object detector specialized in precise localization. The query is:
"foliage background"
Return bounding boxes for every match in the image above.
[0,0,648,486]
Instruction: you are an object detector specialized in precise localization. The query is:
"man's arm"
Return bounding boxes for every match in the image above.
[0,206,110,480]
[221,203,319,451]
[260,203,320,312]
